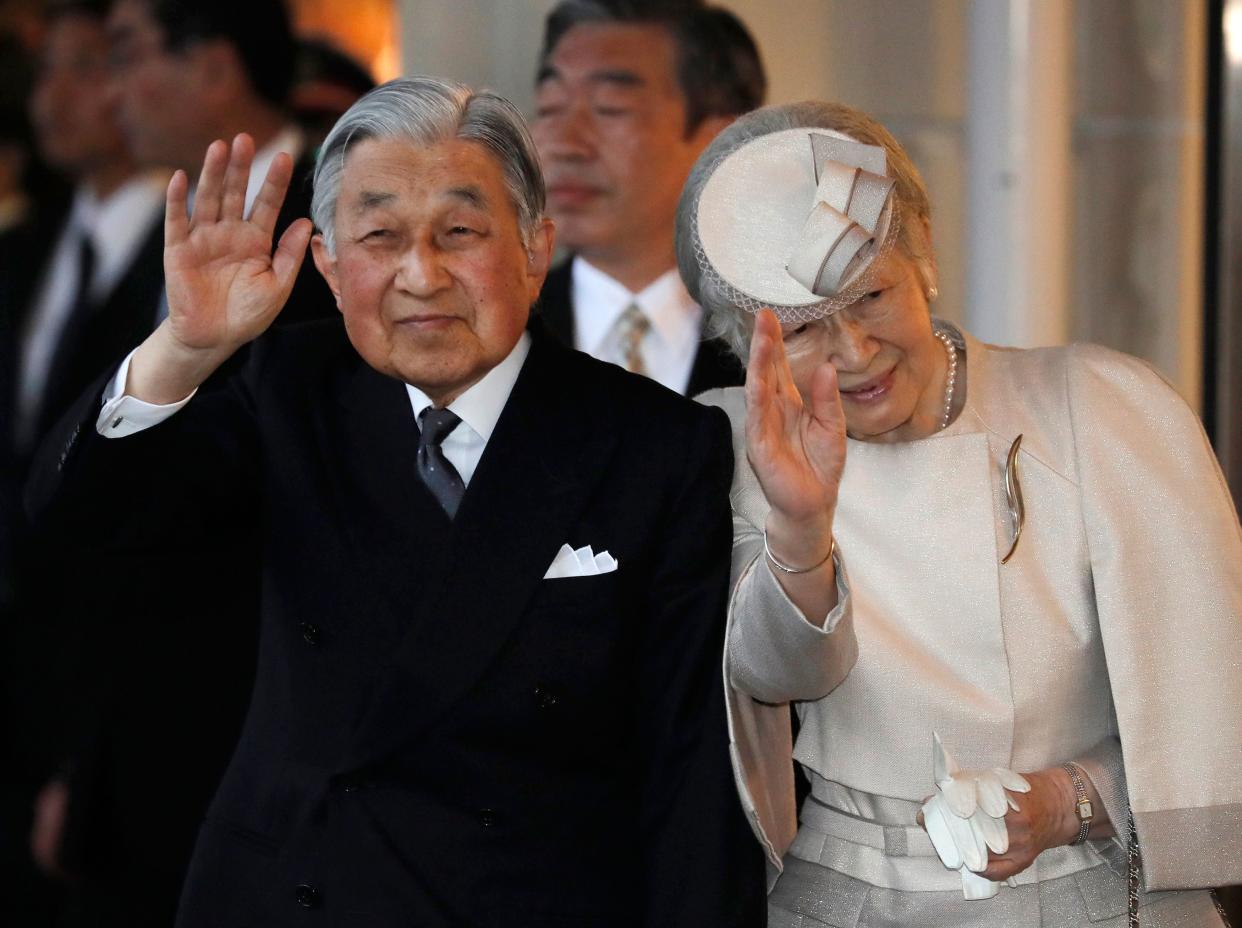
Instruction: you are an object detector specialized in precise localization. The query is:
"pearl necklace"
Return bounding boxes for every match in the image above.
[933,328,958,431]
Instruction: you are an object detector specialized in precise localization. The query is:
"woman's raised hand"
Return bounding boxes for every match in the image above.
[163,133,312,356]
[745,309,847,566]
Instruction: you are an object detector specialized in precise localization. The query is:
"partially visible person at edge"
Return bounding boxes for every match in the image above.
[679,99,1242,927]
[531,0,764,395]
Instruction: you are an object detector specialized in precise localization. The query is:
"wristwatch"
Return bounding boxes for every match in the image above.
[1062,762,1093,845]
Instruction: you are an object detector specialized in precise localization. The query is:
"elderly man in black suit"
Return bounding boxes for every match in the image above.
[28,76,765,927]
[531,0,765,395]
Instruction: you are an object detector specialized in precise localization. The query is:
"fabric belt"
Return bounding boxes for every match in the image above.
[789,794,1106,893]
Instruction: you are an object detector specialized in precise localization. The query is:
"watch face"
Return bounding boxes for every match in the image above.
[1078,799,1094,820]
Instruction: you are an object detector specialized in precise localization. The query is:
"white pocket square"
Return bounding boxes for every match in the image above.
[543,543,619,579]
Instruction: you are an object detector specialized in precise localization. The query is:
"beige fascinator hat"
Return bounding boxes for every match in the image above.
[691,127,900,323]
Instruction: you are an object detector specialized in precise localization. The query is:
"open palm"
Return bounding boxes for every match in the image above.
[745,310,847,527]
[163,134,312,354]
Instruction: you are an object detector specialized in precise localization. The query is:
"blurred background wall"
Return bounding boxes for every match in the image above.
[393,0,1209,401]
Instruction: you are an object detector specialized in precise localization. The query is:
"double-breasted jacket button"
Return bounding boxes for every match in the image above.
[299,622,321,646]
[337,772,373,793]
[534,684,559,709]
[478,808,499,828]
[294,883,321,908]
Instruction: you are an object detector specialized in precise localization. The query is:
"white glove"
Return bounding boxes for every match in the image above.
[920,732,1030,900]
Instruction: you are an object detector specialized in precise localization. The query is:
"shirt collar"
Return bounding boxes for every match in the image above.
[72,172,168,295]
[404,331,531,441]
[571,257,701,353]
[246,125,305,216]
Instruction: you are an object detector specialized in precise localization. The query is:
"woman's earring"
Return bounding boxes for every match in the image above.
[927,286,939,302]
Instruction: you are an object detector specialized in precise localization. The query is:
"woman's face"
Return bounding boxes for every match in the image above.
[777,250,946,443]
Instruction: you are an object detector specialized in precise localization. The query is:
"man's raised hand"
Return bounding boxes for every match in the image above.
[164,133,312,353]
[127,135,313,404]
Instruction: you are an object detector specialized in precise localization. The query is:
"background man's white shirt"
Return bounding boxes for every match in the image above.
[571,257,701,394]
[18,172,168,447]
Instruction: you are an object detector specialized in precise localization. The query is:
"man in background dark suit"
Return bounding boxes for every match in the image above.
[0,2,171,921]
[28,76,764,926]
[106,0,334,323]
[531,0,765,396]
[3,2,336,924]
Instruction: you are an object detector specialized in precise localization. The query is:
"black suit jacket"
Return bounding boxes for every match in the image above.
[536,259,743,397]
[28,320,765,927]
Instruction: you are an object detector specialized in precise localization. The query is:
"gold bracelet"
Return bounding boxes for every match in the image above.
[763,530,835,575]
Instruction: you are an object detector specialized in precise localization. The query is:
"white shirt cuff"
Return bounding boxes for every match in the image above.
[96,348,196,438]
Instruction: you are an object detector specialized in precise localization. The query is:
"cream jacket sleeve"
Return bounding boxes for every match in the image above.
[1068,344,1242,890]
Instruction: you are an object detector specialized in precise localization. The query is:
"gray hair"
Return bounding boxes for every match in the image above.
[676,100,935,361]
[311,76,546,254]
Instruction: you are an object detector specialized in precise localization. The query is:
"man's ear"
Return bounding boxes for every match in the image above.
[310,234,343,311]
[524,217,556,303]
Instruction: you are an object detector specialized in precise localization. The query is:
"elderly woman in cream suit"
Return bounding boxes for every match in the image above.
[677,100,1242,927]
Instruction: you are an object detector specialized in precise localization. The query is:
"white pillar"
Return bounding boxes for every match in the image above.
[399,0,557,115]
[966,0,1072,347]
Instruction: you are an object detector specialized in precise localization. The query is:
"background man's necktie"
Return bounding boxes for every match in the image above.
[417,406,466,518]
[27,230,97,448]
[616,303,650,376]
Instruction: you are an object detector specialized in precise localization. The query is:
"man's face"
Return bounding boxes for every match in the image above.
[30,13,128,176]
[311,137,554,406]
[532,23,719,266]
[106,0,207,171]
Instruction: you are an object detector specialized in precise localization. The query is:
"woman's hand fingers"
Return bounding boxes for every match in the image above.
[808,360,846,436]
[745,308,846,528]
[976,769,1077,881]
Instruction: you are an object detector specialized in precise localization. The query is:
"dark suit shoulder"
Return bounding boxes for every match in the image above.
[547,340,732,465]
[533,258,574,346]
[244,315,351,378]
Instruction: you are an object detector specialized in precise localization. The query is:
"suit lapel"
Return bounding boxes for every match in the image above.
[342,335,618,769]
[686,330,744,396]
[318,352,452,638]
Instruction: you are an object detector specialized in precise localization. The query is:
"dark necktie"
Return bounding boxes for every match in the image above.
[417,406,466,518]
[29,231,96,447]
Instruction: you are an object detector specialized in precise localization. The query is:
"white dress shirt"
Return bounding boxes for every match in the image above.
[570,257,702,394]
[402,332,530,486]
[97,332,532,492]
[18,172,168,447]
[243,125,305,217]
